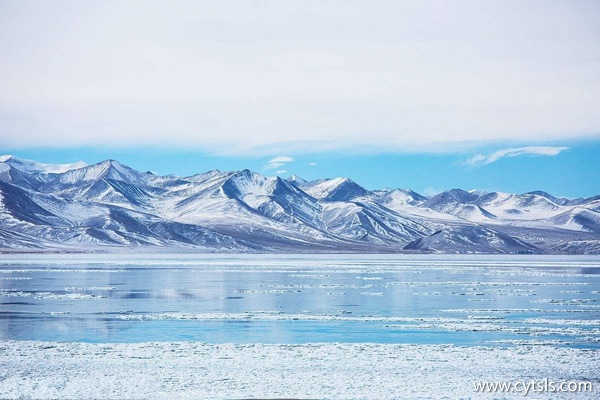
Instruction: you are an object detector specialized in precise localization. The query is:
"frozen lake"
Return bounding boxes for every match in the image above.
[1,254,599,347]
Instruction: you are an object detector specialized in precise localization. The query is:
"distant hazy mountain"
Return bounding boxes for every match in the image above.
[1,155,599,253]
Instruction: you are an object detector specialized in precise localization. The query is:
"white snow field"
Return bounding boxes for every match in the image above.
[0,341,598,399]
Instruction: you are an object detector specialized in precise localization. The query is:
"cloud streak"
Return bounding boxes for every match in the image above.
[466,146,569,167]
[264,156,294,170]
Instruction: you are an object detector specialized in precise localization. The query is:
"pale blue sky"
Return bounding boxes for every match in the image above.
[1,1,599,197]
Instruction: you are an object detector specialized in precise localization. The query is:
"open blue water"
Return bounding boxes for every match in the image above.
[0,254,598,347]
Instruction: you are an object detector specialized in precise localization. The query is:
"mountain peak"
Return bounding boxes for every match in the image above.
[56,159,147,185]
[287,174,307,186]
[99,159,125,168]
[523,190,575,206]
[303,177,368,201]
[0,155,87,174]
[525,190,553,197]
[232,169,261,180]
[444,188,479,202]
[379,188,426,206]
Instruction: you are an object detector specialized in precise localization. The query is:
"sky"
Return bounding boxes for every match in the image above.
[1,1,599,197]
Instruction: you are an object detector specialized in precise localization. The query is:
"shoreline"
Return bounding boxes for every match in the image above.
[1,340,598,399]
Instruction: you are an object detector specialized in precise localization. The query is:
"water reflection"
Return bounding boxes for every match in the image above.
[0,254,598,346]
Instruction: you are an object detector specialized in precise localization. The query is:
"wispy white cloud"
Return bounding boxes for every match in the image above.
[264,156,294,170]
[466,146,569,167]
[275,169,287,174]
[308,162,317,167]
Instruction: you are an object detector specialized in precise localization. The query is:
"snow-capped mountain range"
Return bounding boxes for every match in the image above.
[1,155,599,253]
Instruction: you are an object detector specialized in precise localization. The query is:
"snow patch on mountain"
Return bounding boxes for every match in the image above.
[0,155,87,174]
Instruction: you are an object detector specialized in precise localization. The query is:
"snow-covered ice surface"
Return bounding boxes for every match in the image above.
[0,341,598,399]
[1,254,599,398]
